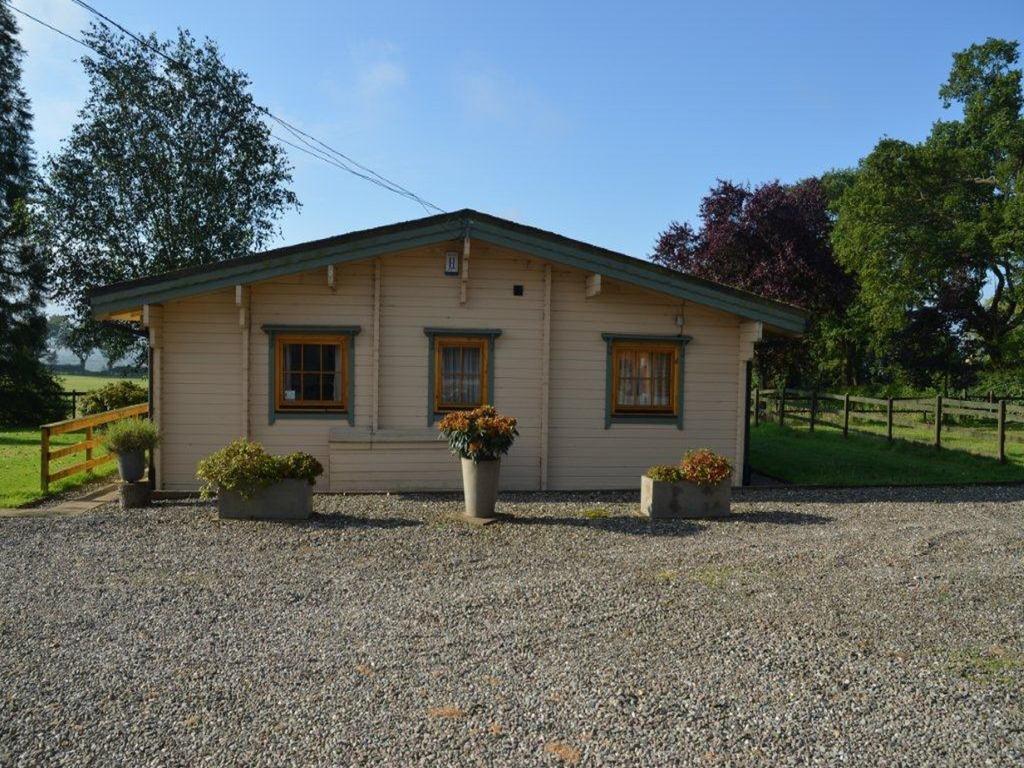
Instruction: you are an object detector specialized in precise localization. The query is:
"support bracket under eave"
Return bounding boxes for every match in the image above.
[235,284,249,328]
[327,265,336,292]
[460,236,470,305]
[586,273,602,298]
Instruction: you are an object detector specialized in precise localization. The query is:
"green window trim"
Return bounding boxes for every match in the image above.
[601,332,691,430]
[424,328,501,425]
[262,324,361,425]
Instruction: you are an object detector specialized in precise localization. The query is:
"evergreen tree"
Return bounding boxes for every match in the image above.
[0,4,65,425]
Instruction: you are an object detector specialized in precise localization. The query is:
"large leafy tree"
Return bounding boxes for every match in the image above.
[652,177,859,384]
[0,4,65,425]
[39,24,298,338]
[833,38,1024,372]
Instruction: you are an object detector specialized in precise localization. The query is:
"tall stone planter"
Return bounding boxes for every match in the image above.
[460,457,501,522]
[217,478,313,521]
[640,476,731,519]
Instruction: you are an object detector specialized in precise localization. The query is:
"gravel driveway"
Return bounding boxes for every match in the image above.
[1,487,1022,766]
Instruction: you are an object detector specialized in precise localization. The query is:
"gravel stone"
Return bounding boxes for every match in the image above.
[1,486,1022,766]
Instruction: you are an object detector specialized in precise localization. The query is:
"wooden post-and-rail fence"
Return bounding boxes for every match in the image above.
[40,403,149,493]
[753,388,1023,463]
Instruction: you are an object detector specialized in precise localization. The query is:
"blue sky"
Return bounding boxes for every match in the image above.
[14,0,1023,265]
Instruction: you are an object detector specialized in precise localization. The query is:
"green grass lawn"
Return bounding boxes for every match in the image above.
[0,428,116,508]
[750,420,1024,485]
[58,373,147,392]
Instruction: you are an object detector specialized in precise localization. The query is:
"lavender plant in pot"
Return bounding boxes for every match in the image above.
[437,405,518,522]
[103,419,159,483]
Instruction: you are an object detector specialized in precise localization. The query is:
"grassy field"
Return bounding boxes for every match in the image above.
[58,373,146,392]
[0,429,116,508]
[0,374,144,507]
[750,420,1024,485]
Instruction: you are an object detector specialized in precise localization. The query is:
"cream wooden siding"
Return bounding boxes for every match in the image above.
[159,289,241,490]
[154,239,746,492]
[547,270,741,490]
[363,244,544,491]
[249,263,374,490]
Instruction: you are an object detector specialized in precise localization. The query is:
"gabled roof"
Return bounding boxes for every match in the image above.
[90,209,806,333]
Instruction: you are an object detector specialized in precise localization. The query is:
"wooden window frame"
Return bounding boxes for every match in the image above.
[601,333,691,429]
[423,328,502,425]
[261,325,361,426]
[434,336,489,412]
[275,334,349,413]
[610,341,679,416]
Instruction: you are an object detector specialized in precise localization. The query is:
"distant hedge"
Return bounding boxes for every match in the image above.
[80,381,148,416]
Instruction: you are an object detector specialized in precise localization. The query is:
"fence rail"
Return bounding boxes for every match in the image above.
[40,403,149,493]
[752,389,1018,463]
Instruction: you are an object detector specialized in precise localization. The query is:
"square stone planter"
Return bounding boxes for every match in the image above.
[217,478,313,520]
[640,476,731,519]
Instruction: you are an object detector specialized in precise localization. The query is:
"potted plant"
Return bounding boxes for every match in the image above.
[437,405,518,522]
[103,418,159,483]
[196,440,324,520]
[640,449,733,519]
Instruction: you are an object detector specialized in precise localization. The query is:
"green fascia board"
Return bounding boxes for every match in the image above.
[424,328,501,425]
[90,209,805,333]
[92,221,464,315]
[263,324,361,426]
[470,221,805,333]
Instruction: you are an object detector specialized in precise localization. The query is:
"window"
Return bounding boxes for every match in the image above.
[275,335,347,412]
[424,328,501,423]
[602,333,689,428]
[612,342,677,415]
[435,337,488,411]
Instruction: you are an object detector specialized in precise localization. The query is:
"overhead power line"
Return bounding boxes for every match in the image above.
[7,0,444,213]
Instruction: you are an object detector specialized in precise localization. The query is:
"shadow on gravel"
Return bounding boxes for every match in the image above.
[510,515,702,538]
[309,513,421,530]
[736,485,1024,504]
[723,510,832,526]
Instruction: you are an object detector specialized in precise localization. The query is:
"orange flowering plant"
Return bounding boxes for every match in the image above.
[680,449,732,487]
[437,405,519,462]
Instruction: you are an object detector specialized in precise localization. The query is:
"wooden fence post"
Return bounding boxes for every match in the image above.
[85,425,94,471]
[40,426,50,494]
[753,388,760,427]
[934,395,943,449]
[809,391,817,432]
[998,399,1007,464]
[886,397,894,443]
[842,393,850,438]
[778,389,786,427]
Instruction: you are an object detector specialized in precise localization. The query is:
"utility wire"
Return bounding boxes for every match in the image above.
[66,0,443,213]
[7,0,444,213]
[66,0,439,211]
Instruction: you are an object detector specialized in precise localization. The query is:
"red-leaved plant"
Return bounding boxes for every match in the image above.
[680,449,732,487]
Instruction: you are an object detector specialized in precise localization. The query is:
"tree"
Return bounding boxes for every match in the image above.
[0,5,65,425]
[39,24,298,345]
[652,177,858,385]
[833,38,1024,376]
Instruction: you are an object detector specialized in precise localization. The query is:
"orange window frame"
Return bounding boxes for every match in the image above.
[274,334,348,412]
[434,336,489,412]
[610,341,678,416]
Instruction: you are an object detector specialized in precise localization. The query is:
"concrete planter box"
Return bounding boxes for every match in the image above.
[640,476,731,519]
[217,478,313,521]
[460,456,501,521]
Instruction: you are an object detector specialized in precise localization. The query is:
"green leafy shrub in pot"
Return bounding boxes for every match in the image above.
[80,381,148,415]
[196,440,324,500]
[646,465,683,483]
[103,419,159,454]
